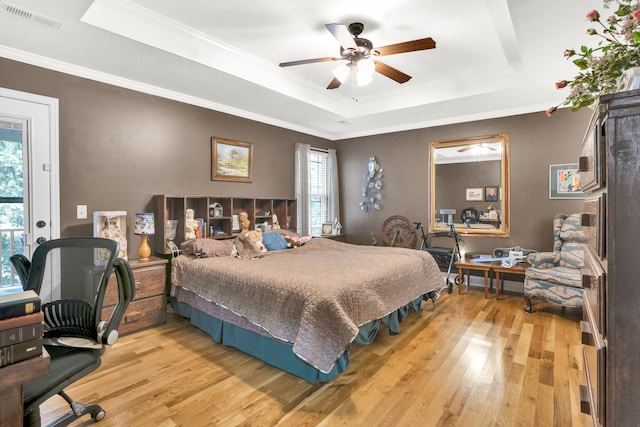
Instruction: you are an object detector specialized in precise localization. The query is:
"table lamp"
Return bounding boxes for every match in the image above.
[134,212,154,260]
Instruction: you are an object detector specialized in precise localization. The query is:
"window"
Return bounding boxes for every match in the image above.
[295,144,340,236]
[308,150,329,235]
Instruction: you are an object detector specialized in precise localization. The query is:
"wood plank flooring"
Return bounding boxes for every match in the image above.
[39,290,591,426]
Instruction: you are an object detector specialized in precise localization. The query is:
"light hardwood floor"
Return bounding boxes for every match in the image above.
[40,290,591,426]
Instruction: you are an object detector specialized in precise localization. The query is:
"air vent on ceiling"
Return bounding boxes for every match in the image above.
[0,1,63,29]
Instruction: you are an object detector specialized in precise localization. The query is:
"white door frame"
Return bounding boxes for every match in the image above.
[0,87,60,257]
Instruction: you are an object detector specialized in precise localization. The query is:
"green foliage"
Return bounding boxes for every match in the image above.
[549,0,640,115]
[0,138,25,286]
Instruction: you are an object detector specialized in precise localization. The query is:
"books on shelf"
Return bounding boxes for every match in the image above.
[0,290,41,320]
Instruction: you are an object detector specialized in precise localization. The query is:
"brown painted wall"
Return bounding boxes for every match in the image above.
[0,58,332,257]
[435,160,501,217]
[336,108,591,255]
[1,57,592,257]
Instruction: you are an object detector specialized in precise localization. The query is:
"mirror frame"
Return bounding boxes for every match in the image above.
[429,133,510,237]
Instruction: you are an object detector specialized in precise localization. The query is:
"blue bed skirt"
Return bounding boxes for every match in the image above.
[171,293,432,383]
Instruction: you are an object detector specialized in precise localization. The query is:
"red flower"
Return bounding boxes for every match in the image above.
[633,9,640,22]
[546,106,558,117]
[555,80,569,89]
[586,9,600,22]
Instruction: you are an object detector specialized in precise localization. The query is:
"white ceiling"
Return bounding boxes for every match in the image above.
[0,0,601,140]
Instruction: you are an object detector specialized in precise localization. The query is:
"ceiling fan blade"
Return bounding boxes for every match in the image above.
[375,37,436,56]
[279,57,336,67]
[327,77,342,90]
[374,61,411,84]
[325,23,357,49]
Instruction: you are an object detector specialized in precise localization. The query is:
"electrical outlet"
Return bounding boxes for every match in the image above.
[77,205,87,219]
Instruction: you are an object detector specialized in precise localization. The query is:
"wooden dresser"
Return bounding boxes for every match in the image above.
[579,89,640,426]
[102,256,168,335]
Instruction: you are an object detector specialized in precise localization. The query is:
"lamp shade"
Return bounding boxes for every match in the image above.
[134,213,155,235]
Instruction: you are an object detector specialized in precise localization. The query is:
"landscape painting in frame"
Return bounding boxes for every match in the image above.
[211,137,253,182]
[549,163,583,199]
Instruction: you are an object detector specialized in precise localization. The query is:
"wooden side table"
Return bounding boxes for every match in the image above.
[455,259,494,298]
[492,262,531,300]
[102,256,168,335]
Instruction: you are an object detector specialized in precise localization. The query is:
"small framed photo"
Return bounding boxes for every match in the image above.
[485,186,499,201]
[549,163,583,199]
[321,223,334,236]
[211,137,253,182]
[465,187,483,201]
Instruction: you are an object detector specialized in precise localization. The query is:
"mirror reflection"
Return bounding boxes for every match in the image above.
[429,134,510,237]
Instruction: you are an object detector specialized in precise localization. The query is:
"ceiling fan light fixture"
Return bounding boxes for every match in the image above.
[358,58,375,76]
[332,63,351,83]
[357,71,373,86]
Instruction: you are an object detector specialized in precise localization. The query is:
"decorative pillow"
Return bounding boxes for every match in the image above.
[262,232,290,251]
[231,233,265,260]
[245,230,267,253]
[180,238,234,258]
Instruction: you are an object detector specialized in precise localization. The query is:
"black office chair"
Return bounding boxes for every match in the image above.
[461,207,480,224]
[10,238,135,427]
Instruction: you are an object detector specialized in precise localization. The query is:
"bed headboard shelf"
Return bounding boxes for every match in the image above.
[153,194,297,255]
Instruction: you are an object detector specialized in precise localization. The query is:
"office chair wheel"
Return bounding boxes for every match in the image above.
[382,215,415,248]
[93,408,106,421]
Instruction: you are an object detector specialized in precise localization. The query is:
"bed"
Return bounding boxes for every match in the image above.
[170,232,446,383]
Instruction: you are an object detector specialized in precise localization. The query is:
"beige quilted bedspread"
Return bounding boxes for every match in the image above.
[171,238,445,373]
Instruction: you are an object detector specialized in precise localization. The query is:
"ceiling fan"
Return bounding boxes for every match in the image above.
[279,22,436,89]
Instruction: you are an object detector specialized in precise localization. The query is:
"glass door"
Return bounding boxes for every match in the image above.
[0,88,59,289]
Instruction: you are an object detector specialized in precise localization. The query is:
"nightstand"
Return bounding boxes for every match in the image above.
[102,256,168,335]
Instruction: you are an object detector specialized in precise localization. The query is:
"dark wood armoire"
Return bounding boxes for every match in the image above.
[579,89,640,426]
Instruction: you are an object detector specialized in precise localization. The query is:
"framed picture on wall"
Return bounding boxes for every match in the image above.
[549,163,583,199]
[485,186,499,201]
[465,187,483,201]
[211,137,253,182]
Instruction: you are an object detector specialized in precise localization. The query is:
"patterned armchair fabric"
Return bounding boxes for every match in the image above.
[524,213,586,312]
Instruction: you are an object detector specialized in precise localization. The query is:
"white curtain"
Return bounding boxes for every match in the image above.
[328,148,340,226]
[295,143,310,235]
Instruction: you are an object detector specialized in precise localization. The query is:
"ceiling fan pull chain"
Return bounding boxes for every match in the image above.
[352,77,359,102]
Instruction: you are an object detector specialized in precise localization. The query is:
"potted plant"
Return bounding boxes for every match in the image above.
[547,0,640,116]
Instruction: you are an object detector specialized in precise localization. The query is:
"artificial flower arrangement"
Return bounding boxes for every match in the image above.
[547,0,640,116]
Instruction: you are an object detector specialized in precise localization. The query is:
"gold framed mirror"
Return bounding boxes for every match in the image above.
[429,133,510,237]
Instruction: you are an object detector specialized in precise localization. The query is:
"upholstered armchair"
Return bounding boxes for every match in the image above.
[523,213,586,313]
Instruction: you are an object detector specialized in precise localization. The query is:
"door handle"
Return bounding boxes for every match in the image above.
[36,237,47,244]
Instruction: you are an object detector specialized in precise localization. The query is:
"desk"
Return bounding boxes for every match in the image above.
[492,262,530,300]
[479,217,500,228]
[455,259,494,298]
[0,350,50,426]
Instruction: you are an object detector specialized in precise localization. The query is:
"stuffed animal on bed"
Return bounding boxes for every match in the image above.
[245,229,267,253]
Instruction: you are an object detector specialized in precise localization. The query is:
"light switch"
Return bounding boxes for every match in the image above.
[77,205,87,219]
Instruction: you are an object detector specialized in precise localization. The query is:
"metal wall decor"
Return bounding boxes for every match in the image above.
[360,157,383,213]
